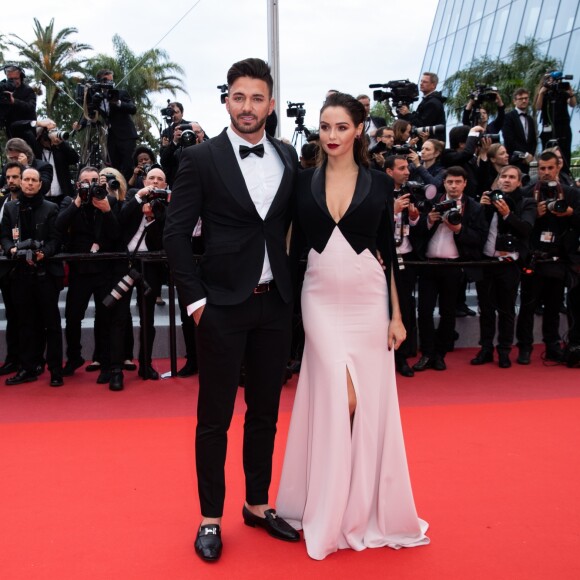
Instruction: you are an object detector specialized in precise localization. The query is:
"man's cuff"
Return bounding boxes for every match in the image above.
[187,298,207,317]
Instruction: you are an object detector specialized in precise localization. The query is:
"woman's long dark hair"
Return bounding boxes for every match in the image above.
[317,92,369,168]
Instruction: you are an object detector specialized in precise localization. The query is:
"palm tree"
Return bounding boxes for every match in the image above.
[442,39,562,121]
[8,18,92,125]
[87,34,187,148]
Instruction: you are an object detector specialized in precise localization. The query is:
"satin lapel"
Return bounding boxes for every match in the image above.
[342,165,372,220]
[209,129,259,217]
[311,164,333,220]
[265,135,293,219]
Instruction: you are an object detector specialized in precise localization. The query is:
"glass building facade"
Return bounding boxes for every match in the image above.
[421,0,580,148]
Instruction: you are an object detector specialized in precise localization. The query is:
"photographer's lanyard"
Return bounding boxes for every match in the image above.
[127,222,150,268]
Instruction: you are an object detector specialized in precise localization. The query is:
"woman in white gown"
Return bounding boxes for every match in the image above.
[276,92,429,560]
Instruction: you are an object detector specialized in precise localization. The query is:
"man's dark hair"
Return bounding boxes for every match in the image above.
[375,126,393,139]
[5,161,24,175]
[227,58,273,97]
[356,94,370,101]
[512,87,529,99]
[96,69,113,81]
[384,155,408,171]
[78,165,100,179]
[449,125,471,150]
[538,151,558,164]
[300,142,318,162]
[444,166,468,180]
[170,102,184,114]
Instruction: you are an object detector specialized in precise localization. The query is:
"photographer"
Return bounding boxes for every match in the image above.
[127,146,157,190]
[160,121,206,187]
[462,88,505,133]
[368,126,394,170]
[502,89,537,171]
[119,167,169,381]
[397,72,446,129]
[0,65,37,148]
[1,138,54,196]
[94,70,138,181]
[534,71,577,171]
[411,166,488,372]
[515,151,580,364]
[472,165,536,368]
[407,138,445,189]
[56,166,125,390]
[0,167,64,387]
[160,101,189,146]
[476,142,510,192]
[357,94,386,148]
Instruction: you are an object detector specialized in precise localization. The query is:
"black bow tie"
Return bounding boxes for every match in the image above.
[239,144,265,159]
[519,112,527,116]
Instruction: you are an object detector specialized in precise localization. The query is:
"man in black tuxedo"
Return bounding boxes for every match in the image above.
[357,94,386,148]
[502,89,537,172]
[164,58,299,562]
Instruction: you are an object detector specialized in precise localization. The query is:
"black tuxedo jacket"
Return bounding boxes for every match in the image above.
[164,128,298,307]
[105,89,138,140]
[502,109,537,156]
[119,189,165,250]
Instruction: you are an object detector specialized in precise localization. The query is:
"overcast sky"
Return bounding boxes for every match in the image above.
[5,0,439,145]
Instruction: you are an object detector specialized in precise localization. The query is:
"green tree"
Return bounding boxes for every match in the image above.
[8,18,91,127]
[86,35,187,149]
[442,39,563,121]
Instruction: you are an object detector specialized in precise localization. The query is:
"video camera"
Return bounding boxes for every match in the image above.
[14,239,44,263]
[369,80,419,107]
[217,84,228,105]
[77,179,108,204]
[469,84,498,103]
[75,78,120,115]
[160,99,175,122]
[287,101,310,137]
[0,79,17,105]
[543,71,573,93]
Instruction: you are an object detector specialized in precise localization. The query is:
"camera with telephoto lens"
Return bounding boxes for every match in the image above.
[104,173,120,191]
[411,124,446,141]
[478,132,500,145]
[145,188,170,215]
[180,129,197,148]
[0,79,17,105]
[539,180,559,199]
[392,144,417,155]
[547,198,569,213]
[397,181,435,214]
[369,80,419,107]
[78,179,108,204]
[469,84,498,103]
[103,268,152,309]
[14,239,43,263]
[433,199,461,225]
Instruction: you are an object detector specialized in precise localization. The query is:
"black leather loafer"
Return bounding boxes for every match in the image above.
[396,359,415,377]
[50,372,64,387]
[177,361,198,377]
[62,358,84,377]
[194,524,222,562]
[470,349,494,365]
[138,366,160,381]
[517,348,532,365]
[498,353,512,368]
[109,372,124,391]
[412,355,433,372]
[85,361,101,372]
[242,505,299,542]
[96,370,111,384]
[432,355,447,371]
[5,369,38,385]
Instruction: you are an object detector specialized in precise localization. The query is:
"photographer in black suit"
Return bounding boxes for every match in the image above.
[165,57,299,562]
[357,94,386,148]
[94,70,138,181]
[0,167,64,387]
[502,89,537,172]
[397,72,446,129]
[119,166,168,380]
[0,65,37,148]
[472,165,536,368]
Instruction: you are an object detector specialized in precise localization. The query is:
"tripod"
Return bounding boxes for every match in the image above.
[291,116,311,149]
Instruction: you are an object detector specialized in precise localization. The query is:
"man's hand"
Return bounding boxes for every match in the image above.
[537,200,548,217]
[92,197,111,213]
[397,105,410,116]
[493,198,511,217]
[193,305,205,326]
[394,193,411,213]
[407,150,421,167]
[173,125,183,145]
[428,209,441,225]
[408,203,420,220]
[444,215,462,233]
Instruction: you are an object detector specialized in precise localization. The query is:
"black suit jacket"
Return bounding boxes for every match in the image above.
[502,109,537,156]
[105,89,138,140]
[119,189,165,250]
[164,128,298,307]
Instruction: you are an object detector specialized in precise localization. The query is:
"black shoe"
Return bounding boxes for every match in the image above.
[456,304,477,317]
[50,372,64,387]
[177,361,198,377]
[471,349,494,365]
[96,370,111,384]
[498,353,512,368]
[194,524,222,562]
[545,344,565,362]
[412,356,434,372]
[85,361,101,372]
[396,359,415,377]
[35,364,45,376]
[432,355,447,371]
[62,358,84,377]
[242,505,299,542]
[0,361,18,376]
[109,371,124,391]
[123,360,137,371]
[517,348,532,365]
[138,366,160,381]
[5,369,38,386]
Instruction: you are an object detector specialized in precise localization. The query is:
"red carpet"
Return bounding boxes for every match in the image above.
[1,350,579,579]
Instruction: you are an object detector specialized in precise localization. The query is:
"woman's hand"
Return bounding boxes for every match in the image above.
[388,317,406,351]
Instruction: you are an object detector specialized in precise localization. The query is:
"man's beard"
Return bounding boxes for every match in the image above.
[230,112,268,136]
